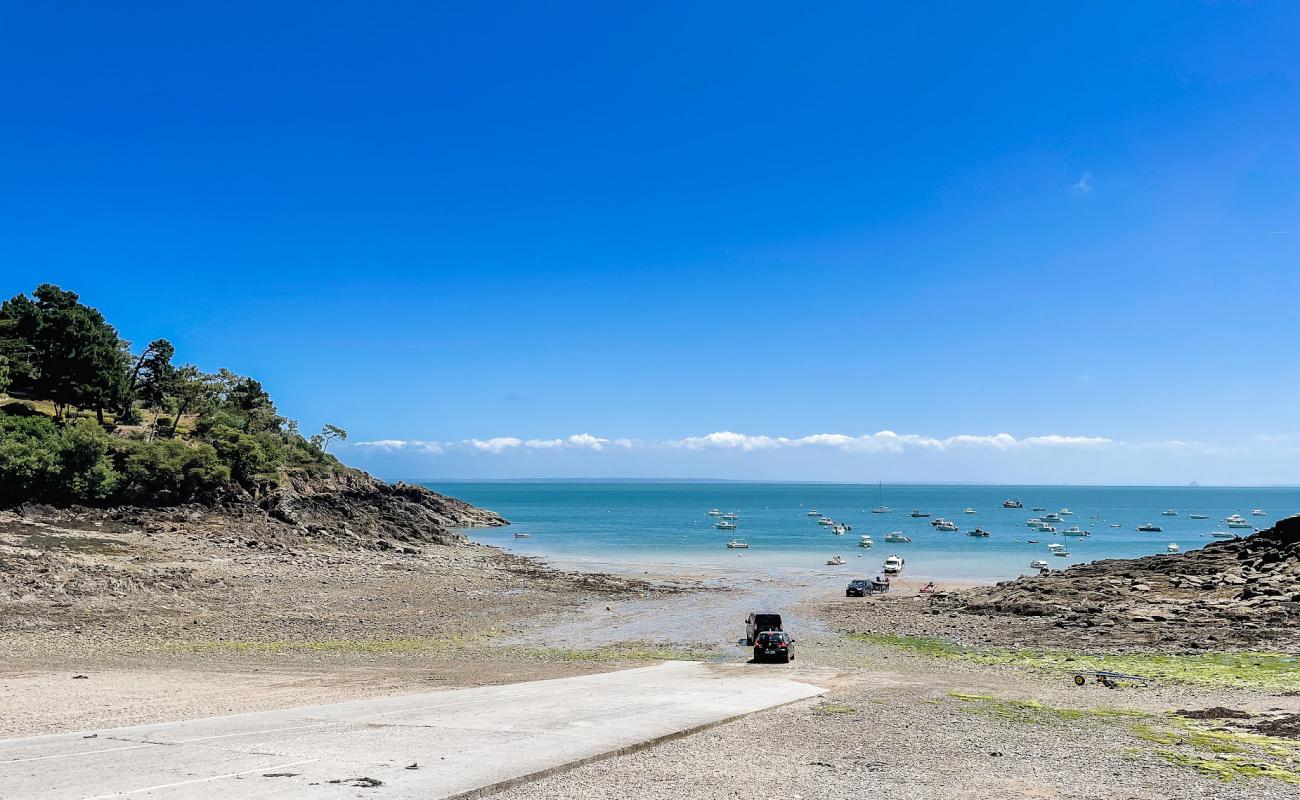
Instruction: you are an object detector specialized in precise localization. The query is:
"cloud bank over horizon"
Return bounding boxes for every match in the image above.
[337,428,1300,486]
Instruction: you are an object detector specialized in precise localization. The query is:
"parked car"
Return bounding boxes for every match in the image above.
[845,579,872,597]
[745,612,783,645]
[753,630,795,663]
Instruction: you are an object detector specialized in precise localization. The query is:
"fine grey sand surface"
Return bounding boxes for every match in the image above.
[5,521,1299,798]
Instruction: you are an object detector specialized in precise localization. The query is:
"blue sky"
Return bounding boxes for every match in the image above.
[3,2,1299,484]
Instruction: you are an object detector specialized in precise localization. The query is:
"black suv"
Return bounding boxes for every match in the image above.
[745,612,782,646]
[753,630,794,663]
[845,579,872,597]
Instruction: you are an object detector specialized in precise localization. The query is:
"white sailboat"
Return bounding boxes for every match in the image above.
[870,480,891,513]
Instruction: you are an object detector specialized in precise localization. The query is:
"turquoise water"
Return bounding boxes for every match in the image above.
[425,482,1299,581]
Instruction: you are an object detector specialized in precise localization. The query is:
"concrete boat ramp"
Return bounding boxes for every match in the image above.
[1,662,824,799]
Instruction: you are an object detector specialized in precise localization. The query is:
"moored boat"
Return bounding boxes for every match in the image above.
[884,531,912,543]
[826,555,846,566]
[1003,499,1023,508]
[1030,559,1049,569]
[1136,523,1162,532]
[714,520,737,530]
[966,528,990,537]
[727,540,748,549]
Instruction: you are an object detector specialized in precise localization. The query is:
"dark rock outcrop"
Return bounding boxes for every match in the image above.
[934,516,1300,650]
[13,467,506,554]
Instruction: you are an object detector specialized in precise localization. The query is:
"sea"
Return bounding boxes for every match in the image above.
[422,482,1299,582]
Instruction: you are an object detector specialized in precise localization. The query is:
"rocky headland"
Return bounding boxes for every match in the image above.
[828,516,1300,653]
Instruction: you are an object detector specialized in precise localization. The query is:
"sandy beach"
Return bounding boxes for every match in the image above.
[4,510,1300,798]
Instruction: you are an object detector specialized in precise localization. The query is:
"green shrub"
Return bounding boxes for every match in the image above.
[0,416,62,503]
[122,438,231,501]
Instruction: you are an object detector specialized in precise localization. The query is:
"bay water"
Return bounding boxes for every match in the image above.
[425,482,1299,582]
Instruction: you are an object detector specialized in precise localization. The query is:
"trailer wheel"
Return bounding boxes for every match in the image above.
[1073,674,1086,686]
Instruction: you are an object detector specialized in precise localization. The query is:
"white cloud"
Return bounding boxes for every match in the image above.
[565,433,611,451]
[522,438,565,449]
[1072,171,1093,192]
[673,431,789,451]
[466,437,523,453]
[666,430,1109,453]
[350,439,443,454]
[1021,435,1111,447]
[944,433,1018,450]
[350,429,1219,458]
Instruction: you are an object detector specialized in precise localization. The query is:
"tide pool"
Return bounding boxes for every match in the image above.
[424,482,1298,582]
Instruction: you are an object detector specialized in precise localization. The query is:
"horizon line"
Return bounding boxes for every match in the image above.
[399,477,1300,489]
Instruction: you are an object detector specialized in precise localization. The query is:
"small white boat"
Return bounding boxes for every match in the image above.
[1053,549,1070,557]
[1042,512,1063,522]
[722,512,738,520]
[727,540,748,549]
[1030,559,1049,569]
[513,532,531,538]
[882,555,904,574]
[706,509,722,517]
[1026,518,1044,528]
[1188,513,1209,520]
[1047,542,1064,550]
[1166,543,1180,552]
[831,525,847,536]
[1059,508,1075,516]
[1211,530,1235,538]
[1109,523,1122,528]
[1161,509,1178,517]
[933,520,958,532]
[1027,538,1040,543]
[1031,507,1046,511]
[806,509,821,516]
[884,532,912,543]
[871,506,892,514]
[963,507,978,515]
[1251,509,1266,517]
[966,528,990,537]
[714,521,737,530]
[909,510,930,518]
[818,517,835,526]
[1003,499,1023,509]
[1062,526,1090,537]
[1039,524,1057,534]
[826,556,846,566]
[1225,515,1253,529]
[1136,523,1162,532]
[858,535,874,548]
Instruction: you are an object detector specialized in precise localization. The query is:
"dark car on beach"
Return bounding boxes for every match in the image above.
[745,612,782,645]
[845,579,872,597]
[753,630,795,663]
